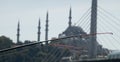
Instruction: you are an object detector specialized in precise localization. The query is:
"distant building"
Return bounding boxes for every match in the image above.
[56,8,109,61]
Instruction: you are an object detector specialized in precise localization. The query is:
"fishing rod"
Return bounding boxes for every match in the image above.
[0,32,113,53]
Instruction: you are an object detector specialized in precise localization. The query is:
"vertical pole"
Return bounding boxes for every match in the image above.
[37,18,41,42]
[89,0,97,58]
[17,21,20,43]
[69,7,72,27]
[45,12,49,45]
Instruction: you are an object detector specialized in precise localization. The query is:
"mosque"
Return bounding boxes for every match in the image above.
[57,8,109,60]
[16,6,109,60]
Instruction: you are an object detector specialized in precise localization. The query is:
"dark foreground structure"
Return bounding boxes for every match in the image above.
[76,59,120,62]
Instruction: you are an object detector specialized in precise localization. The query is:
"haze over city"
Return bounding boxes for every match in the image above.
[0,0,120,50]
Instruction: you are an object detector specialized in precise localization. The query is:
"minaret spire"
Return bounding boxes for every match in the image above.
[69,7,72,27]
[89,0,97,58]
[37,18,41,42]
[45,11,49,45]
[17,21,20,43]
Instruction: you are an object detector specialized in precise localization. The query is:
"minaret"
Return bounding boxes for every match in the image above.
[37,18,41,42]
[17,21,20,43]
[89,0,97,58]
[45,11,49,45]
[68,7,72,27]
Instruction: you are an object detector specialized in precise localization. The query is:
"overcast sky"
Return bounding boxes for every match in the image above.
[0,0,120,50]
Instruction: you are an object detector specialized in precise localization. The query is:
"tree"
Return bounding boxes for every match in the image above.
[0,36,14,50]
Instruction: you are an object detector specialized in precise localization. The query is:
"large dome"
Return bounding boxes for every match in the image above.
[62,26,87,36]
[58,26,88,47]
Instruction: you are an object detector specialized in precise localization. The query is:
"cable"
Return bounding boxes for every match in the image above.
[97,26,116,49]
[78,17,90,32]
[98,6,120,32]
[98,12,120,41]
[98,6,120,25]
[53,49,70,62]
[98,9,120,47]
[42,46,58,62]
[76,14,91,34]
[111,36,120,49]
[97,15,119,49]
[76,12,90,27]
[74,8,91,26]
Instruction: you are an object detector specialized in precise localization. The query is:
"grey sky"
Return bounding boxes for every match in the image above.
[0,0,120,50]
